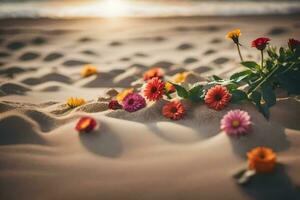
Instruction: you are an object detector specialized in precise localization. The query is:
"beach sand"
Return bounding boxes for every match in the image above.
[0,15,300,200]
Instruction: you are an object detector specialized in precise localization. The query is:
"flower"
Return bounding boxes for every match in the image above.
[108,100,122,110]
[144,77,165,101]
[162,100,185,120]
[122,93,146,112]
[226,29,241,44]
[173,72,188,84]
[288,38,300,50]
[221,109,251,136]
[116,88,134,103]
[251,37,270,51]
[67,97,86,108]
[143,67,164,81]
[247,147,277,173]
[204,85,231,110]
[165,82,175,93]
[75,117,97,133]
[81,64,98,77]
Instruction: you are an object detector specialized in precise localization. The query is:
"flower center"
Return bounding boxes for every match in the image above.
[214,94,222,101]
[170,107,177,113]
[128,99,134,105]
[151,87,157,93]
[259,152,266,159]
[232,120,240,128]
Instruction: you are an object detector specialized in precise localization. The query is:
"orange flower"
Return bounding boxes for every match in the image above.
[144,77,165,101]
[143,67,164,81]
[165,82,175,93]
[116,88,134,103]
[75,117,97,133]
[162,100,185,120]
[247,147,277,173]
[81,64,98,77]
[67,97,86,108]
[226,29,241,44]
[204,85,231,110]
[173,72,187,83]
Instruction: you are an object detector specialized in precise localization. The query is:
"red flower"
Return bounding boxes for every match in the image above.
[204,85,231,110]
[144,77,165,101]
[162,100,185,120]
[143,67,164,81]
[75,117,97,133]
[108,100,122,110]
[288,38,300,50]
[251,37,270,50]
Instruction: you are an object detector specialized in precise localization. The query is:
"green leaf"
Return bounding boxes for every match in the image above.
[230,70,252,83]
[260,103,270,119]
[262,85,276,107]
[231,90,248,103]
[241,61,260,71]
[171,82,189,99]
[188,85,205,102]
[249,91,270,119]
[211,75,223,81]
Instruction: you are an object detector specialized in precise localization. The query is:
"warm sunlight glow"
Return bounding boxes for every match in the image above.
[101,0,129,17]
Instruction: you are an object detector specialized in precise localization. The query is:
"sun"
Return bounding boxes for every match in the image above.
[101,0,128,17]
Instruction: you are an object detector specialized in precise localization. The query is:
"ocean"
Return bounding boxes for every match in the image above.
[0,0,299,18]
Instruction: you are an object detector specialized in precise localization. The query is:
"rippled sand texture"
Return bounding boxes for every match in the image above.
[0,16,300,200]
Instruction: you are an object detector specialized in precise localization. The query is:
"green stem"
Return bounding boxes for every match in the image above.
[236,44,244,62]
[248,64,280,96]
[261,50,264,70]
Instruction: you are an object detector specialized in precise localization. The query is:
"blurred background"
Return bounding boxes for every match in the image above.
[0,0,300,18]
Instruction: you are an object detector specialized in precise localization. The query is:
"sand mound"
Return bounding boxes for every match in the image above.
[0,113,45,145]
[0,82,31,96]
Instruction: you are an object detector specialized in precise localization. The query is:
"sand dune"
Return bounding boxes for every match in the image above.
[0,16,300,199]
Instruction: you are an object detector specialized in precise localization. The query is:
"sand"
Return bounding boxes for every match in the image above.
[0,15,300,200]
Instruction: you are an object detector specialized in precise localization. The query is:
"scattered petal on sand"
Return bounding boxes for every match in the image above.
[81,64,98,77]
[75,116,97,133]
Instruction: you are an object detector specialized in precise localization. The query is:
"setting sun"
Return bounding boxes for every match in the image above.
[101,0,129,17]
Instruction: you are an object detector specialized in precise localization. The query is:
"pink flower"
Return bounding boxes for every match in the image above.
[220,109,251,137]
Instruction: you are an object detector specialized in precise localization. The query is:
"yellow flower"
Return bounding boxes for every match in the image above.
[81,64,98,77]
[165,82,175,93]
[173,72,188,83]
[67,97,86,108]
[226,29,241,43]
[116,88,134,102]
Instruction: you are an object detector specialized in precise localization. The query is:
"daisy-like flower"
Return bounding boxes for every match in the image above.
[204,85,231,110]
[251,37,270,51]
[144,77,165,101]
[81,64,98,77]
[173,72,188,84]
[226,29,241,44]
[165,82,175,93]
[116,88,134,103]
[220,109,251,136]
[108,100,122,110]
[75,117,97,133]
[247,147,277,173]
[288,38,300,50]
[143,67,164,81]
[67,97,86,108]
[162,100,185,120]
[122,93,146,112]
